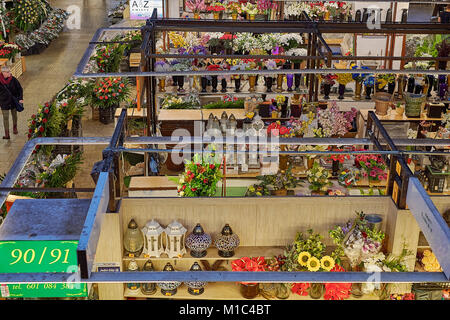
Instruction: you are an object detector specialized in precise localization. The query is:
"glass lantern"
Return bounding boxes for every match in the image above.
[214,224,240,257]
[140,260,157,296]
[126,259,140,293]
[158,262,181,296]
[164,220,187,258]
[186,262,207,295]
[123,218,144,257]
[141,219,164,258]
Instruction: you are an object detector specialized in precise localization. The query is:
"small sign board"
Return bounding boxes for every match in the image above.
[130,0,163,20]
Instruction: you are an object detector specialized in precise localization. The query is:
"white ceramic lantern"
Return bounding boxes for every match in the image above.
[141,219,164,258]
[164,220,187,258]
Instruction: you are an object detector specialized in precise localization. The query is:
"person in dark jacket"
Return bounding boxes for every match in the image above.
[0,65,23,139]
[438,4,450,23]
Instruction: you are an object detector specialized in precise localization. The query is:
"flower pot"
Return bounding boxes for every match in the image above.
[265,76,273,92]
[99,106,114,125]
[231,13,238,20]
[354,80,362,100]
[201,77,208,92]
[404,93,426,118]
[387,81,396,94]
[338,84,345,99]
[177,76,185,92]
[309,283,324,299]
[272,188,288,196]
[365,86,373,100]
[213,12,220,20]
[211,76,218,92]
[248,75,257,92]
[373,92,393,116]
[221,78,227,92]
[258,104,270,117]
[286,74,294,91]
[158,78,166,92]
[276,74,284,92]
[290,104,301,118]
[240,283,259,299]
[323,83,331,99]
[234,77,241,92]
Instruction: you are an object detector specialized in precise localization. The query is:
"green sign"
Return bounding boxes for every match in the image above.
[0,240,87,298]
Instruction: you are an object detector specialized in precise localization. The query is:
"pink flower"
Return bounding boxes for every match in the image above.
[370,170,377,177]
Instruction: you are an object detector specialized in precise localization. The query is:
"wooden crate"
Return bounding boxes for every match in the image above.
[129,53,141,68]
[10,57,23,78]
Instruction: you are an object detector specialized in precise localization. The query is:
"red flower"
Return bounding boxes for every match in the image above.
[181,185,186,191]
[209,164,215,170]
[324,265,352,300]
[31,120,36,125]
[42,118,47,123]
[99,96,104,100]
[28,129,32,133]
[203,178,208,184]
[292,283,310,296]
[362,231,367,238]
[31,114,36,119]
[43,108,49,114]
[191,188,197,192]
[39,126,44,133]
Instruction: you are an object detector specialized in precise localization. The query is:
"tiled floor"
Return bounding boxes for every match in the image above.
[0,0,116,194]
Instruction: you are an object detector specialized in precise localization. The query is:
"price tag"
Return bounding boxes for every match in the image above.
[193,289,200,294]
[143,254,149,258]
[392,181,399,205]
[165,292,172,296]
[128,254,135,258]
[1,284,10,298]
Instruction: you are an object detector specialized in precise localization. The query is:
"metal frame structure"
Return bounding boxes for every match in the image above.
[0,109,449,286]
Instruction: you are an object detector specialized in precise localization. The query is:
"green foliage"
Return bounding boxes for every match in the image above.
[245,183,270,197]
[202,100,245,109]
[164,101,200,109]
[43,153,83,189]
[294,229,326,259]
[256,165,300,191]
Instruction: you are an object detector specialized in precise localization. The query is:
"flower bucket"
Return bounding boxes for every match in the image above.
[404,93,426,118]
[373,92,393,116]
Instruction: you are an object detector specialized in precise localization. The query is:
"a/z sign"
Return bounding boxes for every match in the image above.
[130,0,163,20]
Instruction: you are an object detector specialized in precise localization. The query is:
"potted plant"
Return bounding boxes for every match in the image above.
[245,184,270,197]
[91,77,130,124]
[185,0,207,19]
[207,2,226,20]
[256,165,299,196]
[170,153,223,197]
[231,257,267,299]
[256,0,277,20]
[242,2,259,20]
[307,161,332,195]
[226,2,242,20]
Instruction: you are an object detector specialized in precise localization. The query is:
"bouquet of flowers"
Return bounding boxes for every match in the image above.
[307,161,332,193]
[91,44,123,73]
[232,32,259,52]
[207,2,226,12]
[14,0,47,32]
[279,33,303,51]
[404,61,430,70]
[309,1,326,19]
[170,152,223,197]
[354,151,387,182]
[317,103,354,137]
[245,183,270,197]
[91,77,130,109]
[161,94,183,109]
[266,121,293,137]
[242,2,259,16]
[329,211,386,268]
[28,101,63,141]
[231,256,266,285]
[350,64,370,82]
[185,0,207,13]
[323,264,352,300]
[284,2,310,18]
[286,111,315,137]
[419,249,442,272]
[285,47,308,64]
[257,165,300,191]
[155,60,170,77]
[338,168,361,187]
[321,73,337,85]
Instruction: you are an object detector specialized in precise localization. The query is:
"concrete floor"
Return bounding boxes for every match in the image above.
[0,0,116,194]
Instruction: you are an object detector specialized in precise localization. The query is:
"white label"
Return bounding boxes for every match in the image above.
[1,284,10,298]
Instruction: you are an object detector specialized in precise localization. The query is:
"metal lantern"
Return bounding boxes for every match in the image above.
[141,219,164,258]
[140,260,157,295]
[185,223,212,258]
[123,218,144,257]
[126,259,140,293]
[186,262,207,295]
[158,262,181,296]
[214,224,240,257]
[164,220,187,258]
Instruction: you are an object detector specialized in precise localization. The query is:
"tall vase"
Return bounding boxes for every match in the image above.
[309,283,324,299]
[249,14,255,21]
[279,145,288,170]
[221,78,227,93]
[365,86,373,100]
[211,76,218,92]
[265,76,273,92]
[240,283,259,299]
[248,75,257,92]
[194,12,200,19]
[426,75,434,97]
[232,13,238,20]
[276,74,284,92]
[338,84,345,99]
[323,83,331,99]
[286,74,294,91]
[201,77,208,92]
[234,77,241,93]
[397,76,404,100]
[407,76,415,93]
[158,78,166,92]
[387,81,396,94]
[354,80,362,100]
[177,76,185,92]
[213,12,220,20]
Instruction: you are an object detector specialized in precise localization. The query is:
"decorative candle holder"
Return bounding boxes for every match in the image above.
[186,262,207,295]
[141,219,164,258]
[164,220,187,258]
[214,224,240,257]
[158,263,181,296]
[185,223,212,258]
[140,260,157,295]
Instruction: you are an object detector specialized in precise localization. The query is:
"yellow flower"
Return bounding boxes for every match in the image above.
[423,250,432,257]
[307,257,321,272]
[320,256,335,271]
[298,251,311,266]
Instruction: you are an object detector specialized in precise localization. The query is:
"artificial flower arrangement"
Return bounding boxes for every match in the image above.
[285,48,308,64]
[170,152,223,197]
[329,211,386,269]
[350,64,370,82]
[185,0,207,14]
[91,77,130,109]
[354,150,387,182]
[286,111,315,137]
[207,2,226,13]
[278,33,304,51]
[309,1,327,19]
[307,161,332,193]
[376,73,396,90]
[338,168,361,187]
[256,0,277,16]
[226,2,242,14]
[14,0,47,32]
[256,165,300,191]
[91,44,124,73]
[317,104,357,137]
[419,249,442,272]
[155,60,170,75]
[404,61,430,70]
[266,121,293,137]
[241,2,259,16]
[231,256,267,285]
[320,73,338,85]
[245,183,271,197]
[0,42,21,60]
[28,101,62,141]
[284,2,310,19]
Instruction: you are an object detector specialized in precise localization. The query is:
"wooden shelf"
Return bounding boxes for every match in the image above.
[359,109,443,122]
[124,282,380,300]
[123,246,285,262]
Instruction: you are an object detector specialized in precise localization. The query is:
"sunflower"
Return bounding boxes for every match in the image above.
[307,257,321,272]
[320,256,335,271]
[298,251,311,267]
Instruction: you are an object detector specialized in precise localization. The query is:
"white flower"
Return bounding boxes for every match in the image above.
[179,191,184,197]
[286,48,307,57]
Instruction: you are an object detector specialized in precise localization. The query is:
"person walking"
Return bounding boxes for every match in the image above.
[0,65,23,139]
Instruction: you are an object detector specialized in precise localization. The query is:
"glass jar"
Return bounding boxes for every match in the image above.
[240,283,259,299]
